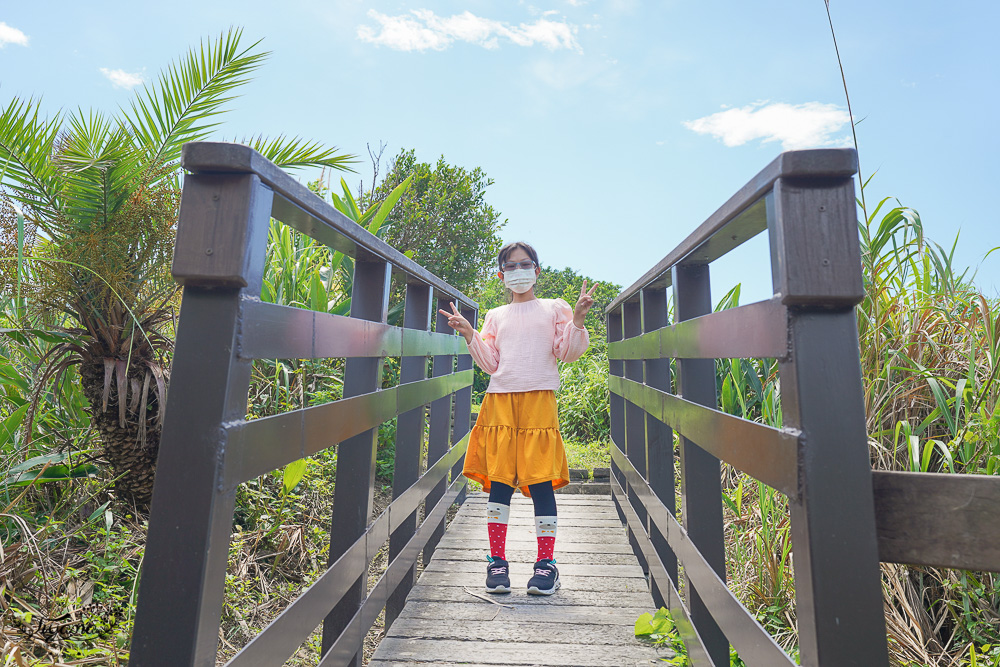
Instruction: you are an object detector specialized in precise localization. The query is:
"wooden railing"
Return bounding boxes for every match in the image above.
[605,148,1000,666]
[129,143,476,667]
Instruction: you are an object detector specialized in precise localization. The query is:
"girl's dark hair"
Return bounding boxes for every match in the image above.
[497,241,539,270]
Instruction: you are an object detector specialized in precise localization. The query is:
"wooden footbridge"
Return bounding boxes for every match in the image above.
[128,143,1000,666]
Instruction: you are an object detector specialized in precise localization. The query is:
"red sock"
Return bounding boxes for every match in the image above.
[536,516,557,561]
[537,536,555,561]
[489,523,508,560]
[486,502,510,560]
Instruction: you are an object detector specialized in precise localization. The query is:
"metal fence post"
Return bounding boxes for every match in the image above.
[672,263,728,666]
[423,298,455,564]
[385,282,433,629]
[622,299,648,574]
[768,174,889,666]
[640,286,677,609]
[130,173,272,666]
[321,259,392,667]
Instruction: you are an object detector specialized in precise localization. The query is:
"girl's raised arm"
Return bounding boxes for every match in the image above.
[553,299,589,363]
[439,305,500,374]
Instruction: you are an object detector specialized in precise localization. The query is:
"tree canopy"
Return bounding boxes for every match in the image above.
[366,149,505,294]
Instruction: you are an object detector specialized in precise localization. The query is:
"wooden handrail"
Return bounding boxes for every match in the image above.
[130,143,476,667]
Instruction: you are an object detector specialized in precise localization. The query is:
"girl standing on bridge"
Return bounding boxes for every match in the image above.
[439,241,597,595]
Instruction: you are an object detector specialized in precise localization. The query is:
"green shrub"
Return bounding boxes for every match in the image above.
[557,347,610,443]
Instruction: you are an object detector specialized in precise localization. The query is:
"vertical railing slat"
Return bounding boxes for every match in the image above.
[385,282,433,629]
[672,263,728,667]
[423,298,455,564]
[640,286,677,608]
[608,310,626,527]
[451,305,477,508]
[623,300,648,573]
[321,259,392,667]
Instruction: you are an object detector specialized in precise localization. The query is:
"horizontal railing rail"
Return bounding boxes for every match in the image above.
[129,143,477,667]
[605,146,1000,666]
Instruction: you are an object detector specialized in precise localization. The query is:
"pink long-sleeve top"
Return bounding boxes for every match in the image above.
[468,298,590,393]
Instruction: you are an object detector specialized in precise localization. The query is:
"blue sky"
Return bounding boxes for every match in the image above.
[2,1,998,305]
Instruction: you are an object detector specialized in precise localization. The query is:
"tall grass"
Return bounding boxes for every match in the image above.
[710,201,1000,665]
[857,201,1000,665]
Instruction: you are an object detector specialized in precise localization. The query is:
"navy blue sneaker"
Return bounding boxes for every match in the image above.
[527,559,560,595]
[485,556,511,593]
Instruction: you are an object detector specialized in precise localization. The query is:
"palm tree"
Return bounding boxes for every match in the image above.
[0,29,354,505]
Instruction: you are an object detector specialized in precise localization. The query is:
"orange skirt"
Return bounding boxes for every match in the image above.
[463,390,569,497]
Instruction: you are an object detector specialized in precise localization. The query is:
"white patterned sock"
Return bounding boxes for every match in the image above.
[486,502,510,525]
[536,516,557,538]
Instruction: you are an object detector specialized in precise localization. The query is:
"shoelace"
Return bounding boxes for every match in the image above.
[490,567,507,575]
[534,568,551,577]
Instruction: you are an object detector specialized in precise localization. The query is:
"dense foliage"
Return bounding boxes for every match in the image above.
[697,200,1000,665]
[0,28,352,505]
[366,148,506,291]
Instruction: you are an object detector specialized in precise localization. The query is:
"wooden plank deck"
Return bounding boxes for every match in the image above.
[371,492,671,666]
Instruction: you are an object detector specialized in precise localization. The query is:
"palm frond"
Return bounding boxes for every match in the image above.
[58,109,147,228]
[122,27,269,176]
[0,97,63,226]
[243,134,356,172]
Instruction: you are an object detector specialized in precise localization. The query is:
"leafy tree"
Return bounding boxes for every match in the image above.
[366,149,505,294]
[535,266,620,343]
[0,29,354,505]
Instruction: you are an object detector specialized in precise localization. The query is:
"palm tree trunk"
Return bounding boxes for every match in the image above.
[79,359,160,506]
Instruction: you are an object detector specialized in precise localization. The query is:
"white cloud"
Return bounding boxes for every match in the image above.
[684,101,851,150]
[100,67,145,89]
[0,22,29,48]
[357,9,581,53]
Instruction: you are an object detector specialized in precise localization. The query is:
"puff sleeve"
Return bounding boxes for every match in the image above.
[467,309,500,374]
[552,298,589,363]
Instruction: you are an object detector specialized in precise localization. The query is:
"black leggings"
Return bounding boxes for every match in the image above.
[488,481,557,517]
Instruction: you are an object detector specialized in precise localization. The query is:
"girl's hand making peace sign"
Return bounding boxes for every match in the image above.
[574,280,599,328]
[438,302,475,342]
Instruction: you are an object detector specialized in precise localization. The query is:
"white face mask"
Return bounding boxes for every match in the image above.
[503,267,537,294]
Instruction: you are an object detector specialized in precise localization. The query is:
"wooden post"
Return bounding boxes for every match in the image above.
[622,299,648,573]
[321,259,392,667]
[451,305,477,507]
[672,262,728,667]
[423,297,455,565]
[385,282,433,629]
[640,286,677,608]
[768,176,888,666]
[608,310,625,526]
[130,173,272,666]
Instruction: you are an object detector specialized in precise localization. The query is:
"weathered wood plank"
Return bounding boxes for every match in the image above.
[385,616,652,645]
[373,638,668,665]
[373,494,657,665]
[396,601,653,625]
[448,517,625,528]
[444,525,631,543]
[434,538,634,554]
[429,548,638,566]
[464,495,616,503]
[404,571,650,593]
[422,561,645,578]
[405,585,653,608]
[873,470,1000,571]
